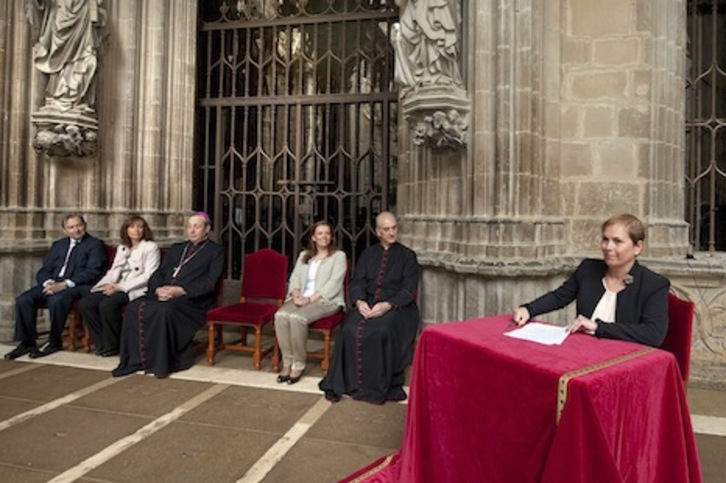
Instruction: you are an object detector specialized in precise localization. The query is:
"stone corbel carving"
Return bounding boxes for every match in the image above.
[26,0,107,157]
[402,86,469,150]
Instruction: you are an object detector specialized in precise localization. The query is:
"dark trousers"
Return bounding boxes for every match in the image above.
[14,285,89,347]
[78,291,129,352]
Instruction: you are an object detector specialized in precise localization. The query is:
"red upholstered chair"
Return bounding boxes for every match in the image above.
[193,278,225,355]
[63,300,88,352]
[662,292,696,385]
[271,261,350,376]
[206,248,288,369]
[65,243,117,352]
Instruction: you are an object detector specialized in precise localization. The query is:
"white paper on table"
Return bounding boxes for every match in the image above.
[504,322,570,346]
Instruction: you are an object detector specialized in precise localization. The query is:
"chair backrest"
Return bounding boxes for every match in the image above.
[662,292,695,384]
[343,260,351,304]
[104,244,116,269]
[241,248,288,301]
[214,278,225,306]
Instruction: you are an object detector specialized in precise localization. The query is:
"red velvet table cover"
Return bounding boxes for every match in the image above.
[347,315,701,483]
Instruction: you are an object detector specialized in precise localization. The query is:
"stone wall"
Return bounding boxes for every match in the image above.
[559,0,688,258]
[0,0,723,388]
[398,0,726,388]
[0,1,199,341]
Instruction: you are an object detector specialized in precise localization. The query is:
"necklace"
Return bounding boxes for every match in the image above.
[172,240,208,279]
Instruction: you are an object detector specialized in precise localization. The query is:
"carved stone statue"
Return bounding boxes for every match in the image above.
[26,0,106,157]
[395,0,462,92]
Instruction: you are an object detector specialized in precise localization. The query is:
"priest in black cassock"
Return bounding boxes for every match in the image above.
[112,213,224,378]
[320,211,420,403]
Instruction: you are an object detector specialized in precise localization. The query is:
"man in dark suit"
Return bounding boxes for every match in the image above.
[4,214,106,359]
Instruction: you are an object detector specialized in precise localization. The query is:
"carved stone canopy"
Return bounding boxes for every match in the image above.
[400,85,470,150]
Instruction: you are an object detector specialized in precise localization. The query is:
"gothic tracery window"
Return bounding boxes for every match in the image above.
[686,0,726,251]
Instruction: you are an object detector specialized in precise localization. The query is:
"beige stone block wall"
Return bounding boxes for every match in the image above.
[558,0,688,257]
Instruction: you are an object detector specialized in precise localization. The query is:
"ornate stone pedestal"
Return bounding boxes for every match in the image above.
[31,110,98,157]
[400,86,469,149]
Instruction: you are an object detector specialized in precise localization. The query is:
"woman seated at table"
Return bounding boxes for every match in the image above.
[79,215,160,356]
[512,213,670,347]
[275,220,346,384]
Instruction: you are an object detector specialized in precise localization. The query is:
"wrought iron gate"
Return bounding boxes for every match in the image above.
[195,0,400,278]
[686,0,726,251]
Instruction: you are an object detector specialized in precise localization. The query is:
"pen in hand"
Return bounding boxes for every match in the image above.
[512,307,530,326]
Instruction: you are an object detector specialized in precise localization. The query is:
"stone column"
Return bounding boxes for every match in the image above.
[399,0,566,323]
[0,2,49,336]
[97,0,197,236]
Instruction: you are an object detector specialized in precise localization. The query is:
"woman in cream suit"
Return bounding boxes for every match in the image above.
[275,221,347,384]
[79,215,160,356]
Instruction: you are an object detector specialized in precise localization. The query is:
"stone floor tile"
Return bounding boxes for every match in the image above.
[696,434,726,483]
[72,374,212,418]
[0,364,108,402]
[688,387,726,419]
[306,398,406,449]
[0,359,32,375]
[0,397,41,421]
[0,464,56,482]
[86,420,278,483]
[181,385,321,433]
[262,438,394,483]
[0,406,151,473]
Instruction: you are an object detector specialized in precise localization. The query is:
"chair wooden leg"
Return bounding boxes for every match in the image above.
[66,312,77,352]
[271,334,280,372]
[82,324,92,352]
[321,330,332,376]
[206,324,217,365]
[253,327,262,370]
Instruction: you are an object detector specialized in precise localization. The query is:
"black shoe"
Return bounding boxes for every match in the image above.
[386,386,408,402]
[276,374,290,383]
[287,371,304,385]
[4,341,37,360]
[111,365,140,377]
[99,350,119,357]
[28,342,61,359]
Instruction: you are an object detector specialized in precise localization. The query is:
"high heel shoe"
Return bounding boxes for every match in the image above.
[287,371,303,385]
[276,374,290,383]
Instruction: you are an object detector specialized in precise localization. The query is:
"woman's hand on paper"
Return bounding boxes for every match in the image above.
[512,307,530,326]
[568,314,597,334]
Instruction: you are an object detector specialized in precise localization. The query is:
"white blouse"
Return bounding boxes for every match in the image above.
[301,259,321,297]
[591,278,617,324]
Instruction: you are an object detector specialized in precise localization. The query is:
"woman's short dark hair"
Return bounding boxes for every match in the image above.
[602,214,645,245]
[302,220,338,264]
[120,215,154,247]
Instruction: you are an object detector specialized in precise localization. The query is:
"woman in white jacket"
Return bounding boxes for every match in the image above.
[79,215,160,356]
[275,221,347,384]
